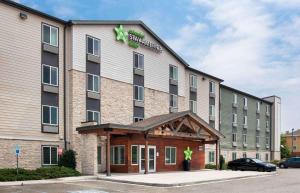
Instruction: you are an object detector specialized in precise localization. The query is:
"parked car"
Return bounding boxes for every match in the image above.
[227,158,276,172]
[279,157,300,168]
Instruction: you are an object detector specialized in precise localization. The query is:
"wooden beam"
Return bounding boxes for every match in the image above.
[187,118,196,132]
[106,132,111,176]
[216,140,219,170]
[176,117,187,132]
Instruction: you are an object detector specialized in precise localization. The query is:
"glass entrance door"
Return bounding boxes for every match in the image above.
[139,145,156,173]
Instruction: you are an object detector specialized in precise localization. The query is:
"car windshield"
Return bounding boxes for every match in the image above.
[252,159,264,163]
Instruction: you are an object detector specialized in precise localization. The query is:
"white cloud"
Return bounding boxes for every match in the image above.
[168,0,300,131]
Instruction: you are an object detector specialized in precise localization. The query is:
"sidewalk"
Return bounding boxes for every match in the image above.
[98,170,277,187]
[0,176,97,186]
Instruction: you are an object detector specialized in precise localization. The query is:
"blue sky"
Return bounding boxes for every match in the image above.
[17,0,300,132]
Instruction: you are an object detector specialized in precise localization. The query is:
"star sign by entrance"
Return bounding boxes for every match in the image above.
[184,146,193,160]
[114,25,128,43]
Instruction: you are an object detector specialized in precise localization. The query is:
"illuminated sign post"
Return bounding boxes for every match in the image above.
[114,25,162,53]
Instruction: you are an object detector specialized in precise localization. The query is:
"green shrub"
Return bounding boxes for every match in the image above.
[205,164,216,169]
[0,166,80,182]
[59,150,77,169]
[219,155,225,170]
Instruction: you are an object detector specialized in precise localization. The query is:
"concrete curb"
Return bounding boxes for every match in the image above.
[0,176,97,186]
[98,172,278,187]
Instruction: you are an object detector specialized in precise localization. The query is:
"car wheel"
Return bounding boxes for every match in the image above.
[258,167,265,172]
[232,167,237,171]
[279,164,284,168]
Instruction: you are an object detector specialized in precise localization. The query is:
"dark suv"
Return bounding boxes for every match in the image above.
[279,157,300,168]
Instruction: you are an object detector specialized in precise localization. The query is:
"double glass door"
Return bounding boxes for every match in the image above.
[139,145,156,173]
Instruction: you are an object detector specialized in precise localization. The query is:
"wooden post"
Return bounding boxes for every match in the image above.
[216,140,219,170]
[144,134,148,174]
[106,132,111,176]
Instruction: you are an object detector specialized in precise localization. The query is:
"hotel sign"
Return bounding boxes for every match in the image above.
[114,25,162,53]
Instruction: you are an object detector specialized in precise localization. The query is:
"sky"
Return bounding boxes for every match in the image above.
[16,0,300,132]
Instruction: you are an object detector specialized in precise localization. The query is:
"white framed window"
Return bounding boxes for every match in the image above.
[165,146,176,165]
[189,100,197,113]
[257,102,260,111]
[244,97,248,107]
[87,110,100,124]
[209,81,215,93]
[42,64,58,86]
[266,105,269,113]
[256,153,260,159]
[133,117,144,123]
[256,135,260,144]
[233,93,237,104]
[190,74,197,88]
[232,113,237,123]
[266,137,269,144]
[243,152,247,158]
[42,146,58,165]
[42,24,58,47]
[134,52,144,69]
[232,152,237,160]
[209,151,215,163]
[266,121,269,128]
[243,115,248,125]
[87,74,100,93]
[170,94,178,108]
[256,119,260,128]
[209,105,215,117]
[169,65,178,80]
[232,133,237,142]
[87,36,100,56]
[42,105,58,125]
[111,145,125,165]
[131,145,138,165]
[243,134,247,143]
[134,85,144,101]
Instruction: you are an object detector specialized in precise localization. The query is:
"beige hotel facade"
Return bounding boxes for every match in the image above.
[0,0,280,175]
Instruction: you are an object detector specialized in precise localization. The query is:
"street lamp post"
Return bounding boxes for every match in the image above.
[292,128,294,156]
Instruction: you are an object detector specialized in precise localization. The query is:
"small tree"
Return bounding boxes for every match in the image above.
[59,150,77,169]
[281,134,291,159]
[219,155,225,170]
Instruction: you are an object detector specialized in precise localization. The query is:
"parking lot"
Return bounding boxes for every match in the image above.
[0,169,299,193]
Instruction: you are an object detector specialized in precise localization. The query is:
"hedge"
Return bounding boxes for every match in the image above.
[0,166,80,182]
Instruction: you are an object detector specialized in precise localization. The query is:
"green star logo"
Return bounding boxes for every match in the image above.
[114,25,128,43]
[184,147,193,161]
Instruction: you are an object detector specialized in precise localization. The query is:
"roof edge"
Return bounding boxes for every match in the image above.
[187,66,223,82]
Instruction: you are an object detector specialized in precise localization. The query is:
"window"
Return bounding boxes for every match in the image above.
[266,137,269,145]
[244,97,248,107]
[243,116,247,125]
[134,53,144,69]
[111,146,125,165]
[232,113,237,123]
[134,85,144,101]
[87,36,100,56]
[257,102,260,111]
[87,110,100,123]
[42,146,58,165]
[169,65,178,80]
[232,152,237,160]
[42,24,58,47]
[256,135,260,144]
[42,105,58,125]
[190,74,197,88]
[209,81,215,93]
[209,151,215,163]
[170,94,178,108]
[42,65,58,86]
[243,134,247,143]
[97,146,102,164]
[256,153,260,159]
[256,119,260,128]
[233,93,237,104]
[266,105,269,113]
[265,154,269,161]
[209,105,215,117]
[243,152,247,158]
[293,146,297,150]
[189,100,197,113]
[165,146,176,165]
[131,145,138,165]
[87,74,99,93]
[266,121,269,128]
[133,117,144,123]
[232,133,237,142]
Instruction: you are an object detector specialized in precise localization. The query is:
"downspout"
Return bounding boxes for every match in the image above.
[63,23,67,150]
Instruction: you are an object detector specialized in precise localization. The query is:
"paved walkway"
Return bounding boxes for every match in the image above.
[98,170,277,187]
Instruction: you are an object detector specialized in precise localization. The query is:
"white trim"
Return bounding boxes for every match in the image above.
[209,104,215,117]
[111,145,125,165]
[133,117,144,123]
[165,146,176,165]
[232,113,237,123]
[42,145,58,166]
[169,65,178,81]
[170,94,178,108]
[209,81,215,93]
[232,133,237,142]
[42,24,58,47]
[87,73,100,93]
[131,145,139,165]
[86,35,100,56]
[244,97,248,107]
[134,85,144,101]
[189,74,197,88]
[42,64,58,86]
[189,100,197,113]
[133,52,144,70]
[233,93,237,104]
[86,110,100,123]
[42,105,58,126]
